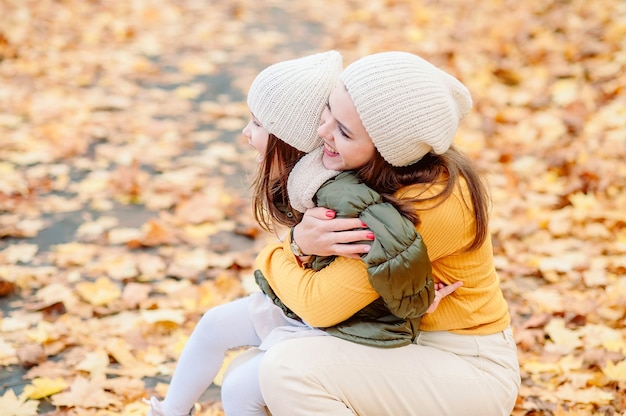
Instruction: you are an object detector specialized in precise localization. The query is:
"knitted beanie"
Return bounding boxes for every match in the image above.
[247,51,343,153]
[340,51,472,167]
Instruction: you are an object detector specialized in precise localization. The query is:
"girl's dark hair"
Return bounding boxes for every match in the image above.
[355,145,490,251]
[251,134,304,232]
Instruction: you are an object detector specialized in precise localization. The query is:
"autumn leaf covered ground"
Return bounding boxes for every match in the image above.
[1,0,625,415]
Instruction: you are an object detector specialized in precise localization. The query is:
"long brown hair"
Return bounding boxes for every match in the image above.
[356,145,490,251]
[251,134,305,232]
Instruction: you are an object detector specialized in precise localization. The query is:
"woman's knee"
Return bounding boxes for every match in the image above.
[258,343,295,399]
[259,342,297,379]
[259,338,323,395]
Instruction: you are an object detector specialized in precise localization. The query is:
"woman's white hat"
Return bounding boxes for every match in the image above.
[247,51,343,153]
[340,51,472,167]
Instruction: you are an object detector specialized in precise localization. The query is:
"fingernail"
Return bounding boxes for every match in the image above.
[361,222,368,227]
[326,210,336,218]
[362,246,370,253]
[366,232,375,240]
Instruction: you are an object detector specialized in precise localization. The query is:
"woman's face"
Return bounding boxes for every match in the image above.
[242,113,269,163]
[317,81,376,171]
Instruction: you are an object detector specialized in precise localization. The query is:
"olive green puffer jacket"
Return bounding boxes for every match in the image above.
[255,169,434,348]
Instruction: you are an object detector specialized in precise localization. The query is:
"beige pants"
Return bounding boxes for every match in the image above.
[259,328,520,416]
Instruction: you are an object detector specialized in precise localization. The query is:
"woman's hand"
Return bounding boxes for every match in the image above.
[292,207,371,259]
[426,281,463,314]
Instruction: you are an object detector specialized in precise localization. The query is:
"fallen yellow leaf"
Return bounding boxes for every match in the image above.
[602,359,626,382]
[75,277,121,306]
[141,309,186,325]
[23,377,68,399]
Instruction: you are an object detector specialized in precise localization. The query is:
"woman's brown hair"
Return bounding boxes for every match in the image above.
[251,134,305,232]
[355,145,490,251]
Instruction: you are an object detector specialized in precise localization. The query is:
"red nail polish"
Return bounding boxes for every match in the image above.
[367,232,375,240]
[361,222,368,227]
[326,210,336,218]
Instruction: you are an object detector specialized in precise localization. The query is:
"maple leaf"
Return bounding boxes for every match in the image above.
[22,377,68,399]
[0,390,39,416]
[51,375,119,409]
[75,349,110,375]
[108,227,144,245]
[0,338,18,365]
[175,193,226,224]
[545,318,583,353]
[75,277,122,306]
[122,282,152,308]
[16,344,45,368]
[136,218,179,247]
[1,243,38,264]
[554,384,614,405]
[602,359,626,383]
[103,376,146,399]
[119,400,153,416]
[105,338,158,378]
[141,309,185,325]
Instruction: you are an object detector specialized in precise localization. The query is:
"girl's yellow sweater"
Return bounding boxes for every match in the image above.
[255,179,510,335]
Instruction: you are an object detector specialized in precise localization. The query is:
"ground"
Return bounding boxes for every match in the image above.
[0,0,625,415]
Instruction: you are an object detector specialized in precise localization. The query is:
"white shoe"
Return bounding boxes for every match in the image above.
[144,397,166,416]
[143,397,195,416]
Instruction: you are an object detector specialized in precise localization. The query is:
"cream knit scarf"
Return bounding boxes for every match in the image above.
[287,146,340,213]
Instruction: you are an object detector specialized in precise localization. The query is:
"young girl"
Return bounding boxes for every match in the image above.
[145,51,437,416]
[254,51,521,416]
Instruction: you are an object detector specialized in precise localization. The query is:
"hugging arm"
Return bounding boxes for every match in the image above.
[255,240,380,328]
[291,207,371,259]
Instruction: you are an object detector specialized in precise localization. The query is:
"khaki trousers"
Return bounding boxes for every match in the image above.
[259,328,520,416]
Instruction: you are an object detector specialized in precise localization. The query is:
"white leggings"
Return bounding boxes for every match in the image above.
[160,292,321,416]
[221,348,267,415]
[161,296,266,416]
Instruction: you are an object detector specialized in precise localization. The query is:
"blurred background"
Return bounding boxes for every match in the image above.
[1,0,625,414]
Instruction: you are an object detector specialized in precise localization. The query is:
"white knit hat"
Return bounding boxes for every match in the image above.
[247,51,343,153]
[340,51,472,167]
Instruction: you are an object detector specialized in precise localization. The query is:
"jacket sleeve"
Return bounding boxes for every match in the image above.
[315,172,435,319]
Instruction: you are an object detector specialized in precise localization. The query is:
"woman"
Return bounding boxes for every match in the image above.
[253,51,521,415]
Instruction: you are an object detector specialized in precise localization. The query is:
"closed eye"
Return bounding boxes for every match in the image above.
[338,125,350,138]
[326,102,351,139]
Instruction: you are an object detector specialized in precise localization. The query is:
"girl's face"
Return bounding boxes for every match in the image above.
[317,81,376,171]
[242,113,269,163]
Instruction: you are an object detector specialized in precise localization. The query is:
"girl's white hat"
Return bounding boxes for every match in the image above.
[340,51,472,167]
[247,51,343,153]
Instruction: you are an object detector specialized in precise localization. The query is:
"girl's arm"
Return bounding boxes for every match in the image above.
[255,238,379,327]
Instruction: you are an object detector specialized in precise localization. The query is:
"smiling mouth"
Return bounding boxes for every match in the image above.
[323,142,338,155]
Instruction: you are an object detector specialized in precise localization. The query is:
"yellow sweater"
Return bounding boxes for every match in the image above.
[255,179,510,335]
